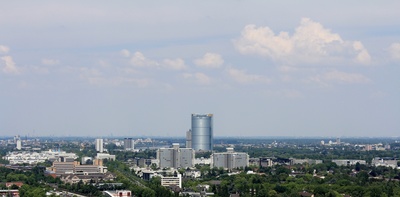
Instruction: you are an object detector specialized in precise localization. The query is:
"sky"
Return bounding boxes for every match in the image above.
[1,1,399,137]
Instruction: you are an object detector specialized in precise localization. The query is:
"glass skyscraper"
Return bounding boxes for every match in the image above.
[191,114,213,151]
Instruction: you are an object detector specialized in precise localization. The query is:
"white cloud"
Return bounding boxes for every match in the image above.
[308,70,371,86]
[163,58,186,70]
[183,72,212,85]
[120,49,131,57]
[389,42,400,60]
[130,52,159,67]
[0,45,10,54]
[234,18,371,65]
[352,41,371,64]
[87,77,151,87]
[41,58,59,65]
[1,56,20,74]
[227,67,271,84]
[194,53,224,68]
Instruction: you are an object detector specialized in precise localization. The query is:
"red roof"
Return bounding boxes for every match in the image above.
[6,182,24,188]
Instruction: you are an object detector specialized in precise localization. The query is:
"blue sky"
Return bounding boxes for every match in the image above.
[1,1,399,137]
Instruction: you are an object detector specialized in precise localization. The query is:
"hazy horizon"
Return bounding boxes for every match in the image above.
[1,1,399,137]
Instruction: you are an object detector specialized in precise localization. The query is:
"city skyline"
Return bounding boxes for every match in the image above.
[1,1,399,137]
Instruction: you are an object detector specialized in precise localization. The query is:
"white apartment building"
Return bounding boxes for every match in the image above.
[96,138,104,153]
[211,148,249,170]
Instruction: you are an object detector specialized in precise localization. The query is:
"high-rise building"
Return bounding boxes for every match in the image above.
[157,143,195,169]
[16,139,22,150]
[186,130,192,148]
[191,114,213,151]
[124,138,135,151]
[211,148,249,170]
[95,139,103,153]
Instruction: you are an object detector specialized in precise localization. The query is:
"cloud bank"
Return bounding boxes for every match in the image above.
[234,18,371,65]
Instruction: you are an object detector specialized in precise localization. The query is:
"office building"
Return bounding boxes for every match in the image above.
[124,138,135,151]
[186,130,192,148]
[157,143,195,169]
[95,139,104,153]
[211,148,249,170]
[191,114,213,151]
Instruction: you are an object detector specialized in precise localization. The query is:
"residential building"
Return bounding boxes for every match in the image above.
[211,148,249,170]
[95,138,104,153]
[157,143,195,169]
[124,138,135,151]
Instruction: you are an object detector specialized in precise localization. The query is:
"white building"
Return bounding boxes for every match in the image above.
[103,190,132,197]
[161,174,182,188]
[3,150,78,165]
[16,139,22,150]
[372,157,398,168]
[290,158,323,165]
[157,143,195,169]
[95,139,104,153]
[194,157,212,165]
[211,148,249,170]
[332,159,366,166]
[96,153,116,161]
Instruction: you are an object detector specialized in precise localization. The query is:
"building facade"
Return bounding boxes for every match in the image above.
[191,114,213,151]
[124,138,135,151]
[332,159,366,166]
[95,138,103,153]
[161,174,182,188]
[211,148,249,170]
[157,143,195,169]
[186,130,192,148]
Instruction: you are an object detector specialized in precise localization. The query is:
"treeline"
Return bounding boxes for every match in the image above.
[194,163,400,197]
[230,145,400,163]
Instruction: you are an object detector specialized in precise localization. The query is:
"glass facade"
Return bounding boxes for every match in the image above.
[191,114,213,151]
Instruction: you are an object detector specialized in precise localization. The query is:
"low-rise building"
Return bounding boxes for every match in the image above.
[161,174,182,188]
[60,172,115,184]
[96,153,116,161]
[103,190,132,197]
[290,158,323,165]
[332,159,366,166]
[372,157,398,168]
